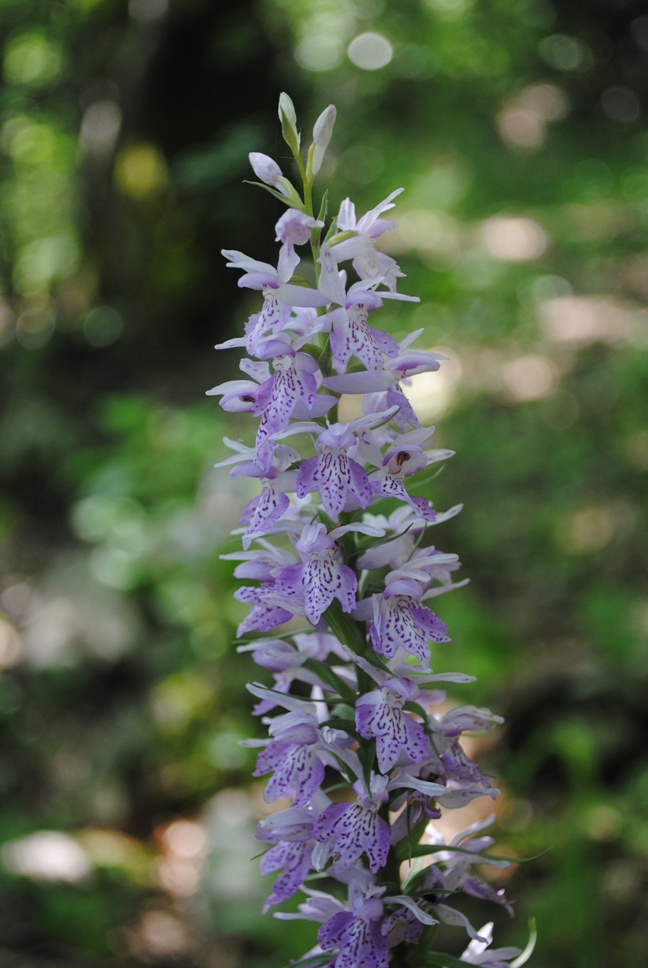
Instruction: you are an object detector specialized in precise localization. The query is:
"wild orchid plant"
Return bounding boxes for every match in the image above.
[210,95,532,968]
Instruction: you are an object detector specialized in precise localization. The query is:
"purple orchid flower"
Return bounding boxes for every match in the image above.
[214,95,524,968]
[277,523,358,625]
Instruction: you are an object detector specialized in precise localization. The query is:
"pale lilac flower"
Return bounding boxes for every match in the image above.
[355,679,429,772]
[221,248,327,358]
[215,94,521,968]
[317,890,388,968]
[275,209,324,249]
[368,574,451,665]
[333,188,406,289]
[277,523,358,625]
[296,422,373,517]
[252,707,326,806]
[312,775,391,874]
[324,288,400,373]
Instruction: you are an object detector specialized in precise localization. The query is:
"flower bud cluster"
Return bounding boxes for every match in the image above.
[213,94,525,968]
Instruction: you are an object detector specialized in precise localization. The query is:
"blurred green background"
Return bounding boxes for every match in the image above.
[0,0,647,966]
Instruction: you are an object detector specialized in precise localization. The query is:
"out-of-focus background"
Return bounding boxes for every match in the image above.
[0,0,647,966]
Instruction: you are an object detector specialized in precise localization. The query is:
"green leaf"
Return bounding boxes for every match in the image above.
[403,700,430,721]
[242,179,304,210]
[394,818,429,863]
[316,189,328,223]
[418,952,474,968]
[408,843,548,865]
[323,600,367,654]
[319,717,358,736]
[302,657,354,699]
[357,737,376,791]
[511,919,537,968]
[274,954,330,968]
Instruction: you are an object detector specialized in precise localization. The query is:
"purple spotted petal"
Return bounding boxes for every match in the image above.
[254,740,325,806]
[260,839,314,909]
[369,594,449,664]
[370,475,437,522]
[297,451,372,517]
[312,799,391,874]
[241,486,290,549]
[355,688,428,773]
[318,909,388,968]
[330,304,399,373]
[234,586,293,636]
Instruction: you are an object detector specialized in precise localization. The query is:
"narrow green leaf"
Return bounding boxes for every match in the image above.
[323,600,367,654]
[511,919,537,967]
[408,843,548,865]
[302,657,354,699]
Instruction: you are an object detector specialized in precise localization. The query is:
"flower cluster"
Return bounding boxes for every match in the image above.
[212,95,528,968]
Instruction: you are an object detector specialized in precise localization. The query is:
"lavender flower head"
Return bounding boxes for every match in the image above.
[212,94,534,968]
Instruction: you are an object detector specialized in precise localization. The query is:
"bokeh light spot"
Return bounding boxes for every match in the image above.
[631,15,648,51]
[114,143,169,199]
[15,236,79,292]
[0,618,22,669]
[601,87,641,125]
[501,354,557,402]
[83,306,124,348]
[497,84,568,150]
[538,33,591,72]
[3,30,62,87]
[480,216,548,261]
[347,31,393,70]
[16,305,55,349]
[295,35,342,72]
[424,0,473,17]
[2,831,91,882]
[129,0,168,21]
[79,100,122,157]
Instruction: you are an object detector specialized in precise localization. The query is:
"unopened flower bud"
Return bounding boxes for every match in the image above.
[278,92,300,153]
[311,104,336,175]
[249,151,284,187]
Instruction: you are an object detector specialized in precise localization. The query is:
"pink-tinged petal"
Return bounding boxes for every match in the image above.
[318,453,352,516]
[276,209,323,246]
[355,188,404,235]
[237,270,279,290]
[293,393,336,419]
[249,151,284,186]
[370,476,437,522]
[318,911,354,949]
[277,241,301,282]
